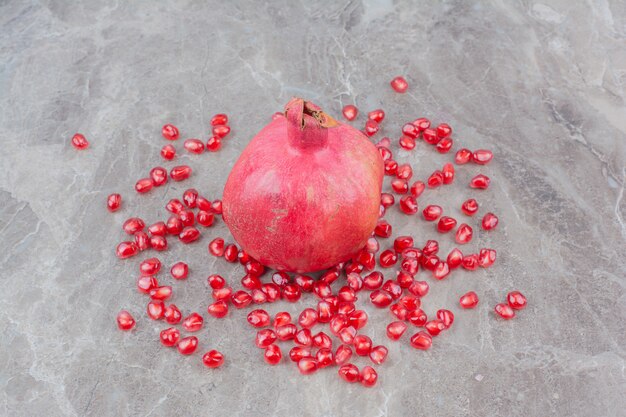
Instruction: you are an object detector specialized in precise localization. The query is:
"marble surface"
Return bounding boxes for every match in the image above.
[1,0,625,416]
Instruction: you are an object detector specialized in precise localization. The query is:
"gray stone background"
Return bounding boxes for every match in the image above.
[1,0,625,416]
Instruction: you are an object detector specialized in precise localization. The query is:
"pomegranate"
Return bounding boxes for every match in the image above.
[222,98,384,272]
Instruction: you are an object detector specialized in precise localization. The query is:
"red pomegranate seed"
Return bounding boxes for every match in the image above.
[461,198,479,216]
[162,124,179,140]
[179,226,200,243]
[135,178,153,194]
[338,364,360,383]
[71,133,89,149]
[107,193,122,212]
[196,196,212,211]
[255,329,277,348]
[137,276,158,294]
[212,286,232,301]
[507,291,527,310]
[412,117,430,132]
[410,331,433,350]
[206,135,222,152]
[295,309,315,329]
[139,257,161,276]
[422,128,439,144]
[479,248,497,268]
[298,357,319,375]
[436,123,452,138]
[147,221,165,236]
[134,232,150,251]
[170,165,192,181]
[348,310,368,330]
[208,237,225,256]
[378,145,392,161]
[212,125,230,138]
[433,261,450,280]
[391,303,408,320]
[123,217,145,235]
[402,123,419,139]
[165,199,184,214]
[364,120,379,137]
[151,233,169,249]
[386,321,408,341]
[168,262,187,280]
[396,270,414,288]
[313,281,332,298]
[437,216,457,233]
[282,284,302,302]
[116,310,135,331]
[360,366,378,387]
[436,309,454,329]
[459,291,479,308]
[262,283,281,303]
[178,336,198,355]
[207,300,229,318]
[207,274,225,289]
[335,345,353,365]
[272,312,291,328]
[400,257,419,275]
[393,236,414,252]
[422,255,440,271]
[462,254,479,270]
[379,249,398,267]
[203,350,225,368]
[472,149,493,165]
[164,304,182,324]
[380,193,395,208]
[470,174,490,189]
[290,346,312,362]
[161,144,176,160]
[456,223,473,244]
[368,109,385,123]
[442,163,455,184]
[241,274,261,290]
[116,241,139,259]
[384,159,398,176]
[447,248,464,269]
[329,315,348,337]
[312,331,333,349]
[410,180,425,197]
[342,104,358,121]
[436,138,453,153]
[390,76,408,93]
[210,113,228,126]
[184,138,204,154]
[231,291,252,309]
[223,244,238,262]
[455,148,472,164]
[294,274,315,292]
[495,303,516,319]
[316,348,334,368]
[272,271,290,286]
[337,286,356,303]
[402,247,423,259]
[370,290,393,308]
[182,312,204,332]
[369,345,388,365]
[374,220,392,238]
[399,135,416,150]
[363,271,384,290]
[321,269,340,284]
[195,210,214,227]
[211,199,223,214]
[147,300,165,320]
[160,327,180,347]
[399,295,420,310]
[246,260,265,277]
[295,328,313,346]
[149,286,172,301]
[346,272,363,291]
[399,195,418,215]
[391,178,408,194]
[407,309,427,327]
[482,212,499,230]
[149,167,168,187]
[427,171,444,188]
[408,280,429,297]
[396,163,413,180]
[247,309,270,328]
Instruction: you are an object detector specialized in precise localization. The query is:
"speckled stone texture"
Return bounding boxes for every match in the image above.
[1,1,625,416]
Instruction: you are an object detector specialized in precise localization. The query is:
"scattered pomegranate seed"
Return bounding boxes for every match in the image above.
[147,300,165,320]
[410,181,425,197]
[459,291,479,309]
[338,364,360,383]
[407,309,427,327]
[184,138,205,154]
[379,250,398,268]
[390,76,408,93]
[162,124,179,140]
[149,285,172,301]
[436,138,453,153]
[213,125,231,138]
[335,345,353,365]
[316,348,334,368]
[391,178,408,194]
[170,165,192,181]
[342,104,358,121]
[298,357,319,375]
[210,114,228,126]
[494,303,515,320]
[461,199,479,216]
[436,123,452,138]
[168,261,188,280]
[116,310,135,331]
[482,212,499,230]
[295,329,313,346]
[206,136,222,152]
[456,223,473,244]
[447,248,464,269]
[386,321,408,341]
[462,254,479,270]
[123,217,145,234]
[433,261,450,280]
[442,163,455,184]
[164,304,182,324]
[370,290,393,308]
[255,329,277,348]
[478,248,497,268]
[402,123,419,139]
[384,159,398,176]
[422,128,439,144]
[437,216,457,233]
[160,327,180,347]
[207,300,229,318]
[425,319,446,336]
[399,135,416,150]
[182,312,204,332]
[247,309,271,328]
[455,148,472,164]
[148,167,168,187]
[264,344,282,365]
[368,109,385,123]
[369,345,388,365]
[472,149,493,165]
[412,117,430,132]
[179,226,200,243]
[378,146,392,161]
[107,194,122,212]
[364,119,379,137]
[408,280,429,297]
[399,195,418,215]
[363,271,384,290]
[71,133,89,150]
[116,241,139,259]
[470,174,490,189]
[273,312,291,327]
[135,178,153,194]
[208,237,225,256]
[178,336,199,355]
[137,276,158,294]
[134,232,150,251]
[507,291,527,310]
[139,258,161,276]
[427,170,444,188]
[161,144,176,160]
[290,346,312,362]
[410,331,433,350]
[348,310,368,330]
[360,366,378,387]
[202,350,225,368]
[374,220,392,238]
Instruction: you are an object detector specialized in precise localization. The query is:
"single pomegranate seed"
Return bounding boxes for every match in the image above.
[178,336,199,355]
[391,178,408,194]
[211,200,223,214]
[378,146,393,160]
[422,255,440,271]
[290,346,312,362]
[495,303,516,319]
[273,312,292,327]
[338,364,360,383]
[182,312,204,332]
[179,189,197,208]
[294,274,315,292]
[374,220,392,238]
[348,310,368,330]
[276,325,297,341]
[412,117,431,132]
[408,280,429,297]
[107,193,122,212]
[427,171,444,188]
[271,271,289,287]
[396,163,413,180]
[360,366,378,387]
[166,199,184,214]
[455,148,472,164]
[163,216,182,236]
[410,181,425,198]
[370,290,393,308]
[456,223,473,244]
[379,249,398,268]
[337,286,356,303]
[363,271,384,290]
[368,345,388,365]
[312,331,333,349]
[116,310,135,331]
[472,149,493,165]
[207,300,229,318]
[135,178,153,194]
[193,210,213,227]
[399,195,418,215]
[437,309,455,329]
[459,291,479,308]
[396,270,414,288]
[410,331,433,350]
[150,167,168,186]
[461,198,479,216]
[462,254,479,270]
[170,165,192,181]
[437,216,457,233]
[246,309,270,328]
[212,286,232,301]
[400,257,419,275]
[223,244,238,262]
[479,248,497,268]
[164,304,182,324]
[246,260,265,277]
[442,162,455,184]
[116,241,139,259]
[231,291,252,309]
[402,123,419,139]
[168,261,188,280]
[196,196,212,211]
[364,119,379,137]
[335,345,353,365]
[206,135,222,152]
[447,248,464,269]
[368,109,385,123]
[298,357,319,375]
[317,300,333,323]
[482,212,499,230]
[137,276,158,294]
[161,124,179,140]
[203,350,225,368]
[313,281,331,299]
[262,283,281,303]
[282,284,302,302]
[212,125,231,138]
[422,128,439,144]
[384,159,398,176]
[208,237,225,256]
[436,123,452,138]
[184,138,204,154]
[399,295,420,310]
[436,138,453,153]
[390,76,408,93]
[393,236,414,252]
[295,328,313,346]
[241,274,261,290]
[160,327,180,347]
[134,232,150,251]
[147,222,165,236]
[147,300,165,320]
[470,174,490,189]
[179,226,200,243]
[149,285,172,301]
[399,135,416,150]
[123,217,145,235]
[407,309,428,327]
[255,329,277,348]
[346,272,363,291]
[342,104,358,121]
[507,291,527,310]
[386,321,408,341]
[329,314,348,335]
[433,261,450,280]
[316,348,334,368]
[211,113,228,126]
[71,133,89,149]
[322,269,341,284]
[380,193,395,208]
[337,327,357,344]
[161,144,176,160]
[139,257,161,276]
[425,319,446,336]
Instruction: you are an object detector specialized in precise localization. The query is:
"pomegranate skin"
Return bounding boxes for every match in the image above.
[223,98,384,273]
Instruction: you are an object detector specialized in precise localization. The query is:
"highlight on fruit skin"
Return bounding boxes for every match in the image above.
[222,97,384,273]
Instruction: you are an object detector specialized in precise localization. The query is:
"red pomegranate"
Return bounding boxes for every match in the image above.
[222,98,384,272]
